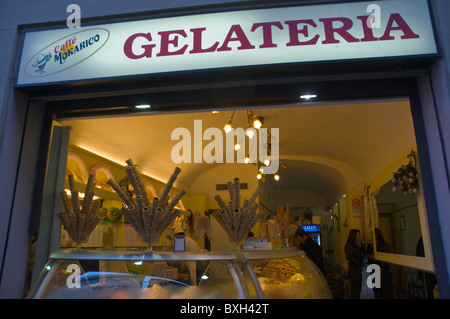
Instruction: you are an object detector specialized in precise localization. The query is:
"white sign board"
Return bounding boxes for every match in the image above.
[16,0,437,86]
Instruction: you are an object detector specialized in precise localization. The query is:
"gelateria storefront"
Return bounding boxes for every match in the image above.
[11,0,447,299]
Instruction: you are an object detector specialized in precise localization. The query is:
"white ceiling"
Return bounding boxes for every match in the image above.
[62,98,416,206]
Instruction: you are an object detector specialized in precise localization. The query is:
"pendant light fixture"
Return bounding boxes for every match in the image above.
[252,114,263,129]
[246,124,255,139]
[224,110,235,133]
[222,109,283,182]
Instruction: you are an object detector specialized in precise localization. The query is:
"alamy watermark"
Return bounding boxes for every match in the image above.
[170,120,280,174]
[366,264,381,289]
[366,4,381,29]
[66,4,81,29]
[66,263,81,288]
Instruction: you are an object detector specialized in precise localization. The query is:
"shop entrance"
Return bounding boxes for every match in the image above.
[33,84,433,298]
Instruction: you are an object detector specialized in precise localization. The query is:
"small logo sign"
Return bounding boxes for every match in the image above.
[31,53,52,74]
[23,28,110,78]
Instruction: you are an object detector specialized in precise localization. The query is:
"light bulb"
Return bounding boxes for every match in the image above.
[246,127,255,139]
[134,104,151,109]
[244,156,250,164]
[300,94,317,100]
[264,159,270,166]
[234,143,240,150]
[224,122,232,133]
[257,173,262,180]
[274,174,280,181]
[253,117,262,129]
[224,111,235,133]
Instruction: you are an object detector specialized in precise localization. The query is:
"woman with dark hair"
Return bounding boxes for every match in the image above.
[345,229,365,299]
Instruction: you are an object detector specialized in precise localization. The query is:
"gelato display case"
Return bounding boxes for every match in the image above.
[28,248,332,299]
[27,249,248,299]
[233,248,333,299]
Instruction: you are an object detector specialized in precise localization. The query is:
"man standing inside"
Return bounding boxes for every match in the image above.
[295,228,325,276]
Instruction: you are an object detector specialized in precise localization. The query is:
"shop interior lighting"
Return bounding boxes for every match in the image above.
[224,110,235,133]
[246,125,255,139]
[224,120,232,133]
[65,189,100,200]
[225,110,262,133]
[223,109,284,182]
[252,114,263,129]
[300,94,317,100]
[134,104,152,109]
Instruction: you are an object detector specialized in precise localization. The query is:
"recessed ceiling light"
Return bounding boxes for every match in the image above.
[134,104,151,109]
[300,94,317,100]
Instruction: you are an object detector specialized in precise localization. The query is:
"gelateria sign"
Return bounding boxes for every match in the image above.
[16,0,437,86]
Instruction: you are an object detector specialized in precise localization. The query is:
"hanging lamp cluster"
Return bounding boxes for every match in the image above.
[222,110,285,182]
[224,110,262,134]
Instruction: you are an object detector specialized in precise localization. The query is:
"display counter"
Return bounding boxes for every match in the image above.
[28,249,247,299]
[28,248,332,299]
[233,249,333,299]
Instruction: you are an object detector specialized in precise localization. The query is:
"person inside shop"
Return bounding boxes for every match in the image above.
[295,228,325,275]
[345,229,365,299]
[366,228,393,299]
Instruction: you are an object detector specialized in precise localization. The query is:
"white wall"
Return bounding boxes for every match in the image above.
[274,188,329,207]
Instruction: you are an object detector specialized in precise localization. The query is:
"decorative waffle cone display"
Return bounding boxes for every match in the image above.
[260,204,297,247]
[276,204,293,247]
[58,174,105,247]
[107,159,186,249]
[212,178,264,246]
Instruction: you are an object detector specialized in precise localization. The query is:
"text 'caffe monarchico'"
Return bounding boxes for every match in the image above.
[1,0,450,301]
